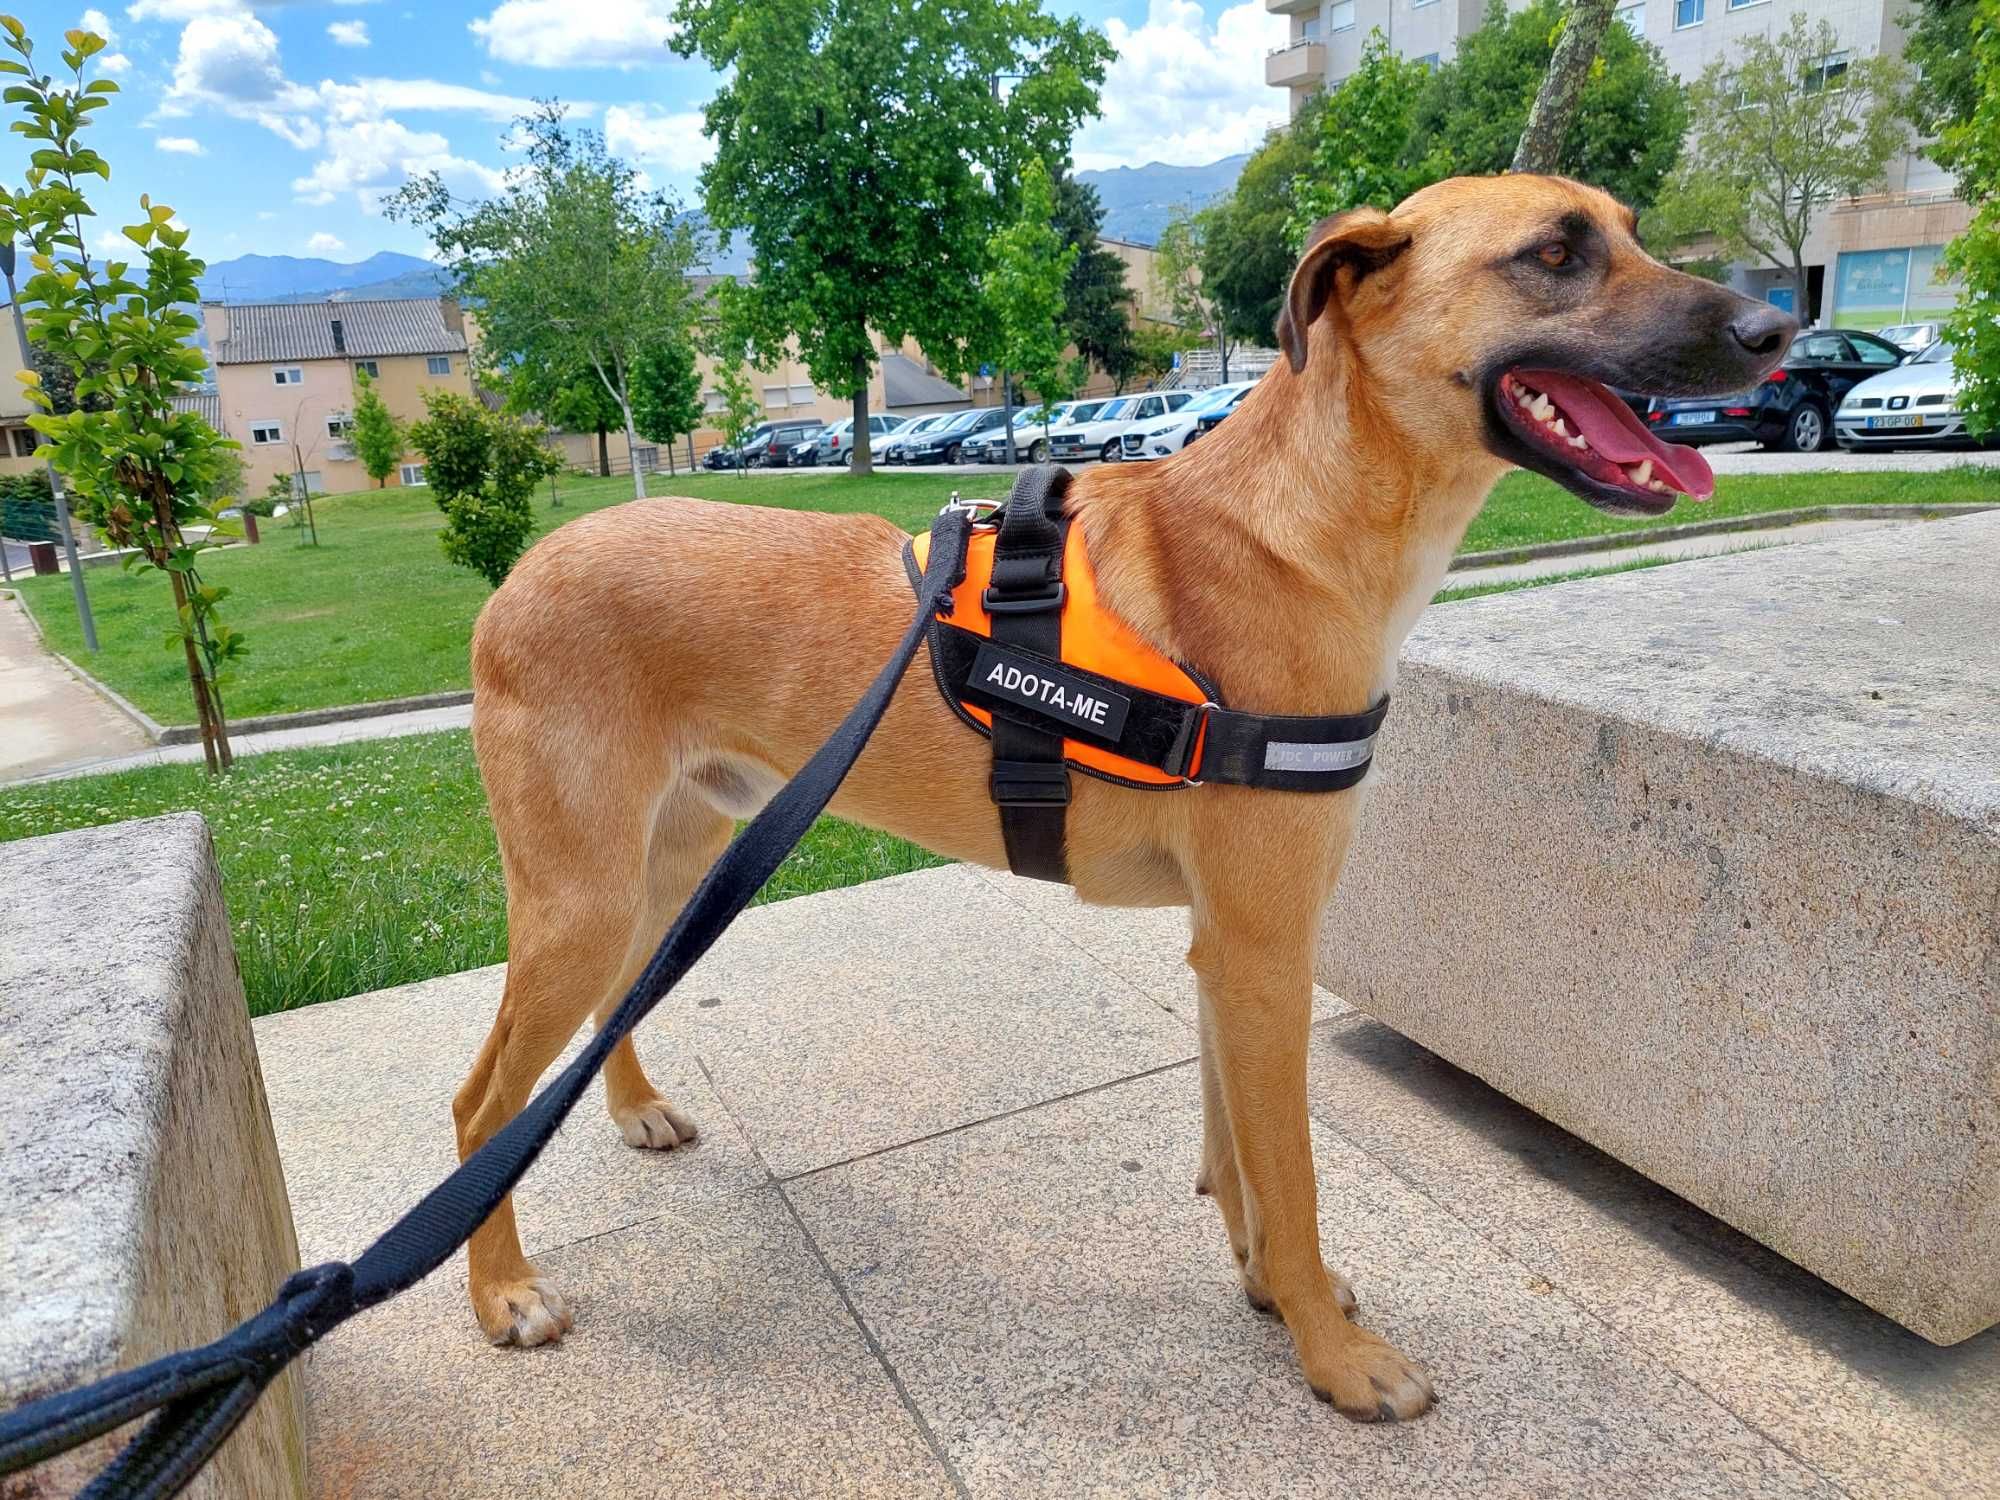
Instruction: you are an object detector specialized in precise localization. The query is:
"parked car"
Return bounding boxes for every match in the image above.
[899,406,1008,465]
[1836,339,1993,450]
[878,412,955,463]
[749,419,824,467]
[1048,392,1193,463]
[1643,328,1905,453]
[1875,321,1943,354]
[811,413,909,465]
[1185,385,1255,446]
[702,421,781,470]
[959,403,1079,464]
[1121,382,1254,460]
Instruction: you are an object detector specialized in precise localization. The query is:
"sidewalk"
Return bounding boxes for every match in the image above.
[0,595,149,781]
[257,865,1996,1499]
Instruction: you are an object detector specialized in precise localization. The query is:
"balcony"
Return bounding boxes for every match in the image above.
[1264,0,1320,13]
[1265,38,1326,88]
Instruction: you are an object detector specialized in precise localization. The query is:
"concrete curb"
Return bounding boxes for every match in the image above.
[154,689,476,747]
[1450,502,1995,572]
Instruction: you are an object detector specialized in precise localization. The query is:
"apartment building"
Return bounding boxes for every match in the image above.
[202,297,475,495]
[1263,0,1971,330]
[0,303,45,478]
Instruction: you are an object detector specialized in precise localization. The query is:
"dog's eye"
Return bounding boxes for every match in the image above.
[1536,242,1570,269]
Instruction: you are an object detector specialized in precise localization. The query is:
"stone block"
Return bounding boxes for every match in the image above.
[1318,514,1999,1344]
[0,814,307,1497]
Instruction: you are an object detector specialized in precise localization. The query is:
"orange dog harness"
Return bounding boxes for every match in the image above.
[906,466,1389,881]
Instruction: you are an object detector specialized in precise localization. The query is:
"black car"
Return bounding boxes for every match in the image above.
[1184,386,1253,445]
[1644,328,1905,453]
[749,419,824,468]
[899,406,1009,465]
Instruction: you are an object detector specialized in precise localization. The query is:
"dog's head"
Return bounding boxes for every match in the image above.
[1277,174,1797,517]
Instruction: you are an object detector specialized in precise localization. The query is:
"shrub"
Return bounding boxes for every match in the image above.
[407,389,560,587]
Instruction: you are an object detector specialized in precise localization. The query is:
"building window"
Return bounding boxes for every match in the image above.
[291,470,324,496]
[762,384,789,410]
[1616,0,1644,32]
[273,366,303,385]
[354,359,380,379]
[9,427,37,457]
[1327,0,1355,30]
[400,463,427,486]
[1674,0,1703,26]
[787,382,815,405]
[1415,52,1440,68]
[426,356,451,376]
[326,413,353,438]
[250,421,283,445]
[1412,0,1438,7]
[1727,0,1767,8]
[1803,51,1850,91]
[702,388,727,413]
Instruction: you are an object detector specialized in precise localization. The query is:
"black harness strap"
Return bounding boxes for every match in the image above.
[983,465,1073,882]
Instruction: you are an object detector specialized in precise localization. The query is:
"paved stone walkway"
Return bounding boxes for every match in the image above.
[0,595,148,781]
[255,865,1997,1499]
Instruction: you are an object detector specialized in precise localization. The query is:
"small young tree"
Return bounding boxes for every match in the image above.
[1130,321,1198,387]
[1647,13,1909,322]
[350,369,400,488]
[1155,206,1232,375]
[407,390,558,586]
[0,17,243,771]
[709,359,760,480]
[1290,32,1437,240]
[981,158,1080,460]
[630,337,704,474]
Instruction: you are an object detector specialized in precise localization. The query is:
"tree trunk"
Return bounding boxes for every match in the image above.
[162,513,231,774]
[849,355,873,476]
[1793,253,1811,325]
[596,424,610,477]
[1512,0,1619,173]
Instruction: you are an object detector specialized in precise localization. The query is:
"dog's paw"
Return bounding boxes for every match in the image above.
[1305,1329,1434,1423]
[613,1096,698,1151]
[1245,1263,1358,1319]
[475,1276,573,1348]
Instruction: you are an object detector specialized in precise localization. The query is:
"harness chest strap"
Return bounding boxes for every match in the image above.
[911,466,1391,883]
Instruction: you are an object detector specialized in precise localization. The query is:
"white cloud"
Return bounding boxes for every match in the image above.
[291,116,505,206]
[327,19,369,46]
[126,0,249,19]
[167,9,291,107]
[156,134,205,153]
[1073,0,1287,173]
[81,8,116,42]
[98,52,132,74]
[603,102,711,179]
[469,0,676,69]
[306,231,345,254]
[352,77,545,120]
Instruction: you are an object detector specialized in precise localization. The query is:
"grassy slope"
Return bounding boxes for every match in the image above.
[0,730,943,1016]
[13,464,1997,723]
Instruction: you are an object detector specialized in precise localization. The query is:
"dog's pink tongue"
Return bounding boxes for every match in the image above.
[1525,370,1716,499]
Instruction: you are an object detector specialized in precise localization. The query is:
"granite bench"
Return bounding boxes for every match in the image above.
[1320,512,1998,1345]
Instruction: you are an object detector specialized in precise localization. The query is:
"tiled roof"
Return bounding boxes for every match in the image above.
[211,299,468,365]
[880,352,969,409]
[170,390,222,430]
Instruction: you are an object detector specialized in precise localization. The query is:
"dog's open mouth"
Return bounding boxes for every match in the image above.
[1495,369,1715,516]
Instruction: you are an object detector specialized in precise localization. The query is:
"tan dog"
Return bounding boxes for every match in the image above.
[456,174,1794,1420]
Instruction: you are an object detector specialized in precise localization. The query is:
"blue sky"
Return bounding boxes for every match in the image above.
[2,0,1285,266]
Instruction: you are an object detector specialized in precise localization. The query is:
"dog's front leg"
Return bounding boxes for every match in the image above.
[1188,892,1434,1422]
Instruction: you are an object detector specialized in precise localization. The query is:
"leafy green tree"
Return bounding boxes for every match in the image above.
[630,336,704,472]
[1291,32,1438,240]
[709,358,761,480]
[1201,96,1320,346]
[1053,172,1137,390]
[1903,0,1983,140]
[981,158,1081,458]
[672,0,1112,474]
[0,17,243,771]
[1647,13,1909,322]
[1130,320,1198,386]
[388,104,703,502]
[1406,0,1687,209]
[1155,206,1233,376]
[1937,0,2000,435]
[349,368,400,488]
[407,389,559,586]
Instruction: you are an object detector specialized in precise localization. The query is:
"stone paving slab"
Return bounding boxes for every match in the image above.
[250,864,2000,1498]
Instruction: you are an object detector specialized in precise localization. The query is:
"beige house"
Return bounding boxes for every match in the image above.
[202,298,474,495]
[0,304,46,478]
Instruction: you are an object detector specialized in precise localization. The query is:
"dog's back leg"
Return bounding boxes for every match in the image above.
[455,714,729,1347]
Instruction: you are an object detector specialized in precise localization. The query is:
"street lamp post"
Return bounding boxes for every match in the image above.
[991,71,1032,468]
[1,241,98,651]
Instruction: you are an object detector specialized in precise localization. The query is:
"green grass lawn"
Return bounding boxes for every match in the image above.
[0,730,944,1015]
[13,463,1997,724]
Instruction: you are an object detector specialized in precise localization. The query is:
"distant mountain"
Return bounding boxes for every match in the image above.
[197,251,447,303]
[1076,155,1250,246]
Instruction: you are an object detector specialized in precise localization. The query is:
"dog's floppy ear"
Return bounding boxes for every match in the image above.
[1277,208,1413,373]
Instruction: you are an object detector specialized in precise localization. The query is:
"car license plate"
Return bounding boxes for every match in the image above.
[1866,414,1925,430]
[1673,411,1716,426]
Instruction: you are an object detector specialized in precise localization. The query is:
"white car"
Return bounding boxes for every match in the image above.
[876,412,954,463]
[1047,391,1194,463]
[959,402,1079,464]
[1836,340,1991,449]
[1874,321,1943,354]
[1120,381,1255,460]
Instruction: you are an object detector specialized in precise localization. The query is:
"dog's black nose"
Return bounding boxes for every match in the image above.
[1729,304,1797,357]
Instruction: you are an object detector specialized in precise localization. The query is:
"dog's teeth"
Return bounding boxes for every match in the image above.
[1552,418,1569,437]
[1631,458,1653,486]
[1518,391,1536,409]
[1531,395,1554,420]
[1570,433,1589,449]
[1649,479,1670,493]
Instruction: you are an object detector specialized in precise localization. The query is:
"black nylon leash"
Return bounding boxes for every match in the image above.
[0,507,976,1500]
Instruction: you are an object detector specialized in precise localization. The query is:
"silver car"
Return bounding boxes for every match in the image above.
[813,413,908,465]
